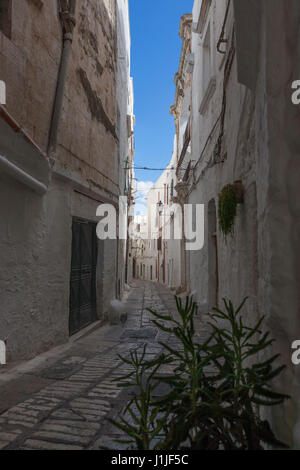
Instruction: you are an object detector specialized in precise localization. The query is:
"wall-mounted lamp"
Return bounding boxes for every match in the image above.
[157,201,163,215]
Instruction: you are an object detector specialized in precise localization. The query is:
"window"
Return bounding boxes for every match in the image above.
[127,114,132,138]
[178,119,191,168]
[171,217,175,241]
[183,161,191,182]
[195,0,212,35]
[170,179,174,198]
[157,237,162,252]
[199,18,216,115]
[124,157,129,193]
[0,0,12,39]
[203,26,211,94]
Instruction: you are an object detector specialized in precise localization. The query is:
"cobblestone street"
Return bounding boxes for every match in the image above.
[0,282,189,450]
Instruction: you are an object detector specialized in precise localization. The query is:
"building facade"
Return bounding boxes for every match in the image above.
[116,0,135,293]
[0,0,133,361]
[131,147,182,291]
[134,0,300,446]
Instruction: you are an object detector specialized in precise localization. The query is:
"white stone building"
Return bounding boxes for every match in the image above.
[128,214,152,281]
[116,0,135,292]
[132,144,182,290]
[165,0,300,447]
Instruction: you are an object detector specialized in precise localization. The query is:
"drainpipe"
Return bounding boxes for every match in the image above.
[0,155,47,195]
[48,0,77,158]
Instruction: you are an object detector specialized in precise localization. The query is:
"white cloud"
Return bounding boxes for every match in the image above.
[134,180,154,215]
[136,181,154,202]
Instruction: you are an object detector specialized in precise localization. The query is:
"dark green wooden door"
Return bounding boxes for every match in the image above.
[69,218,97,336]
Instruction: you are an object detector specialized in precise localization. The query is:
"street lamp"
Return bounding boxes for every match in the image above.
[157,200,163,215]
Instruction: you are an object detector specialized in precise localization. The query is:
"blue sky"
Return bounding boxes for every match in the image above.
[129,0,194,214]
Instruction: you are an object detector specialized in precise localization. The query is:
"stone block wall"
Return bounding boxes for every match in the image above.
[0,0,125,361]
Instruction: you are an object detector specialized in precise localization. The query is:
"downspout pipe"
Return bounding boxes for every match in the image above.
[48,0,77,158]
[0,155,47,195]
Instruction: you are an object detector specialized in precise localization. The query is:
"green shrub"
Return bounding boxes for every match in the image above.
[111,297,289,450]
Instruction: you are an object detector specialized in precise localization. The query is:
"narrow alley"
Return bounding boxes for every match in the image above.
[0,282,207,450]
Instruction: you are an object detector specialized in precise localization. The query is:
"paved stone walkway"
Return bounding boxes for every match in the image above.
[0,281,186,450]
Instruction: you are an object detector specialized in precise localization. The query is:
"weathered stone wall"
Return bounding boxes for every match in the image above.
[56,0,119,201]
[115,0,133,296]
[189,0,258,329]
[1,0,119,197]
[186,0,300,447]
[250,0,300,447]
[0,173,71,360]
[0,0,61,151]
[0,0,128,361]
